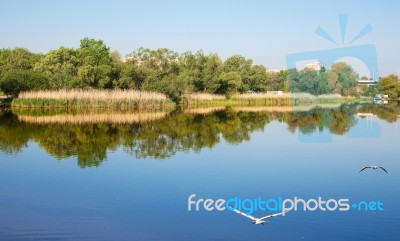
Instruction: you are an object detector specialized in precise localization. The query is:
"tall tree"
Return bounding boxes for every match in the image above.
[178,50,205,92]
[0,69,50,96]
[223,55,253,93]
[77,38,113,88]
[34,47,78,89]
[379,74,400,99]
[217,71,242,97]
[0,48,42,79]
[202,53,222,93]
[327,62,358,96]
[248,65,268,92]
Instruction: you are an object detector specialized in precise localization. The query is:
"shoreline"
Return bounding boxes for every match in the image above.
[1,91,372,110]
[183,93,372,108]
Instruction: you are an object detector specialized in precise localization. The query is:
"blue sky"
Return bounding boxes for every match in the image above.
[0,0,399,76]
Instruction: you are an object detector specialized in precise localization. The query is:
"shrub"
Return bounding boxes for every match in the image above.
[0,69,50,97]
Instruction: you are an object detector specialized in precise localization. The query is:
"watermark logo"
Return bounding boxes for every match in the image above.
[285,14,381,143]
[287,14,379,79]
[187,194,383,216]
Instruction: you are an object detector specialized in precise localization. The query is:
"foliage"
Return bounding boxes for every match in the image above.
[0,48,42,79]
[327,62,358,95]
[34,47,78,89]
[289,62,357,96]
[217,71,242,98]
[0,39,373,99]
[77,38,113,88]
[379,74,400,99]
[0,69,50,96]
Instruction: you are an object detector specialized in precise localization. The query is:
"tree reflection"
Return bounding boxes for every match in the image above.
[0,103,398,167]
[0,111,30,154]
[357,102,400,123]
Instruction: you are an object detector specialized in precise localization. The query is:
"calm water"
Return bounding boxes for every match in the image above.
[0,103,399,241]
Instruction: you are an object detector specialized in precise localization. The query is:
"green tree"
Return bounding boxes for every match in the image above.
[222,55,254,93]
[222,55,246,72]
[178,51,206,92]
[114,63,145,89]
[217,71,242,97]
[301,69,320,95]
[0,69,50,96]
[288,68,301,93]
[202,53,222,93]
[327,62,358,96]
[0,48,42,79]
[127,48,182,96]
[34,47,78,89]
[379,74,400,99]
[77,38,113,88]
[247,65,268,92]
[317,67,330,94]
[267,70,288,91]
[288,68,330,95]
[362,84,380,97]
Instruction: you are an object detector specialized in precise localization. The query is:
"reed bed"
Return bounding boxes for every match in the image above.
[183,93,225,100]
[185,92,341,101]
[18,112,168,124]
[184,92,351,107]
[18,89,169,101]
[231,92,300,99]
[13,89,174,110]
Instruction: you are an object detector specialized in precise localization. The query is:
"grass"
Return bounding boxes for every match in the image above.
[184,92,371,107]
[12,89,175,110]
[182,93,225,100]
[8,90,372,110]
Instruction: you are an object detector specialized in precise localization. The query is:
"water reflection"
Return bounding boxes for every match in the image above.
[0,102,398,168]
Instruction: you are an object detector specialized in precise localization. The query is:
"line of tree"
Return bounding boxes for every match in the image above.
[0,38,288,100]
[363,74,400,99]
[289,63,360,96]
[1,37,398,100]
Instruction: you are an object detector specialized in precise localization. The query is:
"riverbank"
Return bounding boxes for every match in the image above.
[3,90,372,110]
[183,93,371,107]
[9,89,175,110]
[0,96,12,108]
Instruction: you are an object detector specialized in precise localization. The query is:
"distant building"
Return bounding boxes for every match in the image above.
[304,61,320,71]
[357,79,377,86]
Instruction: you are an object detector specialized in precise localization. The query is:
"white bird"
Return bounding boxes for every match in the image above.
[230,206,286,225]
[359,165,388,174]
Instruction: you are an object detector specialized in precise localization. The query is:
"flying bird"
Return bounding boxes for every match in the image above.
[359,166,388,174]
[230,206,286,225]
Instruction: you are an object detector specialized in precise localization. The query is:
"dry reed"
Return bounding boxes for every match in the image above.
[18,89,169,101]
[183,93,225,100]
[18,112,168,124]
[14,89,173,109]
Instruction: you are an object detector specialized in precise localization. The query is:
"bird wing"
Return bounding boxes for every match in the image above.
[231,208,256,221]
[379,166,388,173]
[259,211,286,221]
[359,166,371,173]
